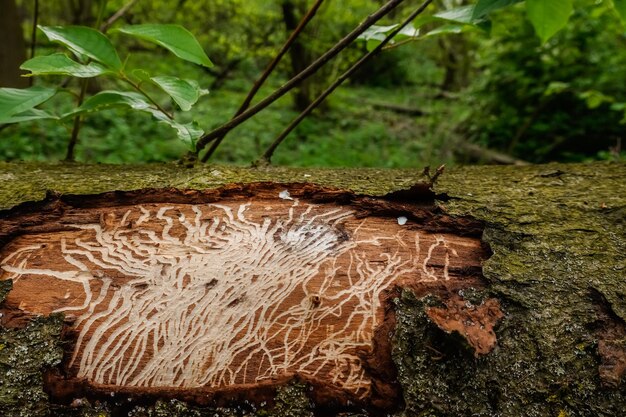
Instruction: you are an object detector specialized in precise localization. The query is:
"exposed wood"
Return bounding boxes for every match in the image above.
[0,184,488,410]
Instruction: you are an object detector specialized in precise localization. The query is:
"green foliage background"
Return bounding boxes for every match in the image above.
[1,0,625,166]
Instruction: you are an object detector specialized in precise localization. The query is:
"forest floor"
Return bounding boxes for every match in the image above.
[0,76,467,168]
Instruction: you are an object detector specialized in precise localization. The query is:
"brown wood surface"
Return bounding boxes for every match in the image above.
[0,185,491,409]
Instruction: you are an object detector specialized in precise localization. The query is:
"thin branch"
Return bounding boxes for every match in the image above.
[65,80,89,161]
[382,36,417,51]
[258,0,434,164]
[100,0,139,32]
[194,0,407,155]
[201,0,325,162]
[121,76,174,119]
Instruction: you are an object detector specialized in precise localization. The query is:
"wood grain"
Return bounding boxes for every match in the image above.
[0,188,489,408]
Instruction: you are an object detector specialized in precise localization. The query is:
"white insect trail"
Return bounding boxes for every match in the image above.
[0,201,458,398]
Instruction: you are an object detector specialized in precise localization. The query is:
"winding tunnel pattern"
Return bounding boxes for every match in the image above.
[1,200,466,398]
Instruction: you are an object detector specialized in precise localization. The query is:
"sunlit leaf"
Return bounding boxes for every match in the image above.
[544,81,570,96]
[579,90,614,109]
[114,24,213,68]
[39,26,122,70]
[526,0,573,43]
[20,53,110,78]
[0,86,57,122]
[150,76,208,111]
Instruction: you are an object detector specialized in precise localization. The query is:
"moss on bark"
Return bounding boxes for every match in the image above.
[0,161,624,416]
[0,314,64,417]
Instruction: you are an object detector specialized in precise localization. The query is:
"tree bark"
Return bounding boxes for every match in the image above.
[0,0,28,88]
[0,162,624,417]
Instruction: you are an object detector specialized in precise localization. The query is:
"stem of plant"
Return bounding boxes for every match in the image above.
[200,0,325,163]
[122,76,174,119]
[258,0,434,165]
[194,0,406,156]
[65,79,89,162]
[65,0,109,162]
[382,36,416,51]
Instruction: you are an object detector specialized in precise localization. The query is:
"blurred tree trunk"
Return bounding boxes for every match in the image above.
[438,35,471,91]
[0,0,28,88]
[281,0,314,111]
[436,0,471,92]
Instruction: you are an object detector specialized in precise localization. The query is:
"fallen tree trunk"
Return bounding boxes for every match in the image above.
[455,141,530,165]
[0,161,624,417]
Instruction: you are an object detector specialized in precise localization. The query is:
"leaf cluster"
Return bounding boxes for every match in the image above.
[0,24,212,149]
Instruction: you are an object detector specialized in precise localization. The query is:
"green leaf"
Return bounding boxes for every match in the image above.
[526,0,573,43]
[359,24,401,43]
[423,24,470,38]
[150,111,204,149]
[359,24,422,51]
[544,81,570,96]
[0,86,57,121]
[131,68,152,82]
[114,24,213,68]
[472,0,523,20]
[435,5,479,24]
[20,53,110,78]
[579,90,614,109]
[66,90,203,148]
[39,26,122,70]
[0,108,57,124]
[66,91,152,118]
[150,76,208,111]
[613,0,626,23]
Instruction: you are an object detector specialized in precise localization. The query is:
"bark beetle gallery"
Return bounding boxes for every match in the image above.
[0,187,499,409]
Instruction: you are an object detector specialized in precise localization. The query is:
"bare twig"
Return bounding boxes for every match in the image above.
[65,80,88,161]
[195,0,407,155]
[100,0,139,32]
[201,0,325,162]
[258,0,434,164]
